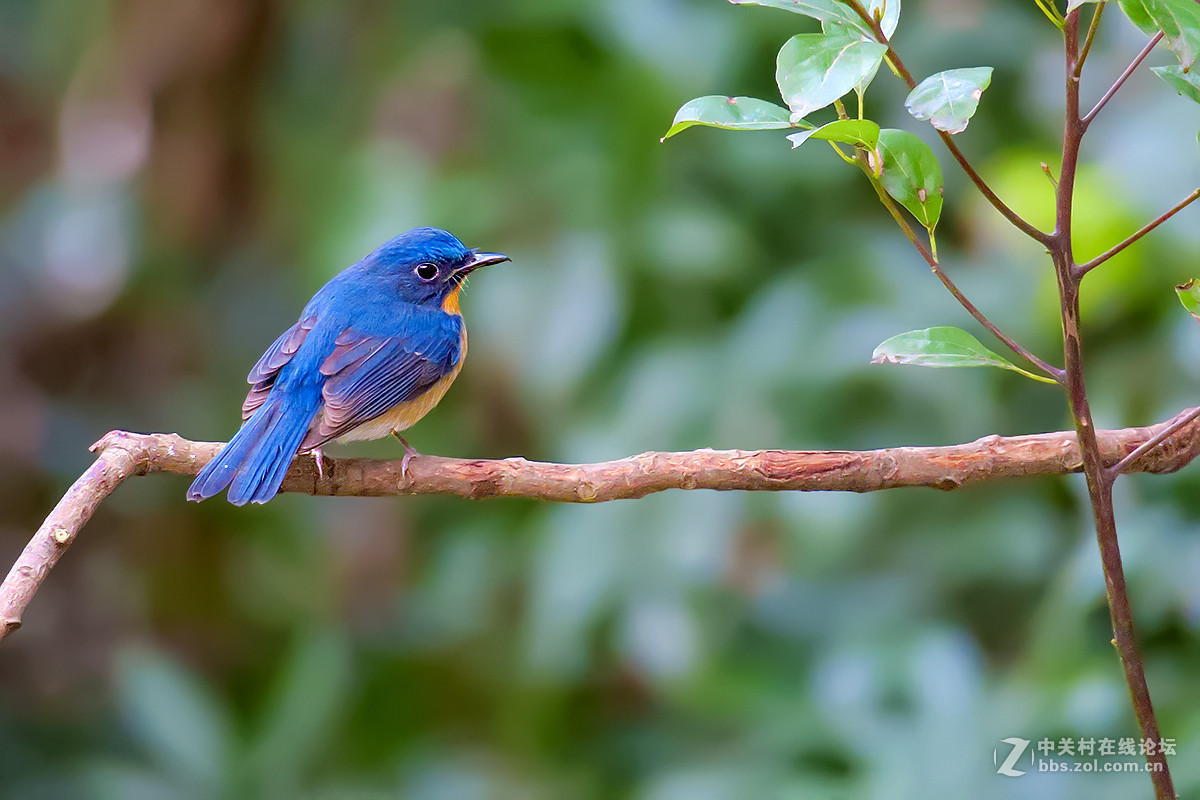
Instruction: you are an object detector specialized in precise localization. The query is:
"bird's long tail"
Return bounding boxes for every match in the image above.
[187,393,318,505]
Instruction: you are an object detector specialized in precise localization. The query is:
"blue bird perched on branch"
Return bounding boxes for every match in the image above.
[188,227,508,505]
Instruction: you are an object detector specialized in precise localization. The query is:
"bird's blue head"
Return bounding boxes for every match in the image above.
[369,227,508,312]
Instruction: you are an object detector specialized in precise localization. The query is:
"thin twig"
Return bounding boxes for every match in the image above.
[1075,2,1105,77]
[1108,406,1200,478]
[843,0,1053,246]
[1077,188,1200,275]
[857,154,1063,381]
[1034,0,1066,28]
[1081,31,1164,127]
[4,414,1200,643]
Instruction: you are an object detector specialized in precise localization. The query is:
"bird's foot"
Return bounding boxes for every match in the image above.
[312,446,328,482]
[392,433,420,479]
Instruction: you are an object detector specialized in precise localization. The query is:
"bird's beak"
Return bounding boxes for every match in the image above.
[459,250,510,274]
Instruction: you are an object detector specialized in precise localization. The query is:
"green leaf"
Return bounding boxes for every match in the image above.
[871,0,901,38]
[662,96,796,140]
[1118,0,1160,33]
[1153,64,1200,103]
[733,0,877,37]
[776,29,888,120]
[904,67,993,134]
[787,118,880,149]
[1156,0,1200,67]
[1067,0,1101,11]
[1123,0,1200,66]
[874,128,943,230]
[820,0,901,39]
[815,0,899,99]
[871,326,1055,383]
[1176,278,1200,321]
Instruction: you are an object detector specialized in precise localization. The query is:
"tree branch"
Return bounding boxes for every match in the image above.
[1076,188,1200,276]
[843,0,1052,245]
[857,153,1064,381]
[1081,31,1164,127]
[4,412,1200,643]
[1109,405,1200,478]
[1055,13,1173,794]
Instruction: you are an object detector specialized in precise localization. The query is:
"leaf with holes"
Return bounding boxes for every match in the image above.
[776,29,888,121]
[662,96,796,140]
[905,67,993,134]
[871,327,1055,383]
[1176,279,1200,322]
[873,129,943,230]
[787,119,880,150]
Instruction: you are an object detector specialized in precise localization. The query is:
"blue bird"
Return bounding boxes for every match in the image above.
[188,227,508,505]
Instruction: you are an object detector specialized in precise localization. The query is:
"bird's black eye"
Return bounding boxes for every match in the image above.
[415,263,439,281]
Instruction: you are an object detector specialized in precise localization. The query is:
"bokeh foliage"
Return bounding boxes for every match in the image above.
[2,0,1200,797]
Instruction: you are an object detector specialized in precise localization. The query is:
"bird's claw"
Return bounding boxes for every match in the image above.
[393,433,419,479]
[312,447,327,481]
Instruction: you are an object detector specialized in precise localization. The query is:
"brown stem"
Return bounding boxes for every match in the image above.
[1054,14,1174,795]
[858,154,1063,381]
[1081,31,1164,127]
[5,417,1200,643]
[844,0,1052,246]
[1077,188,1200,276]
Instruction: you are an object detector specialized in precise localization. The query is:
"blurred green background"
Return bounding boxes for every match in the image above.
[3,0,1200,797]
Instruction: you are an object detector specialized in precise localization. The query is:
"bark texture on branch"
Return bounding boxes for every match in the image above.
[4,407,1200,642]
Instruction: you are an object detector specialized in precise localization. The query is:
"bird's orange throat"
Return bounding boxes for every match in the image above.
[442,285,462,315]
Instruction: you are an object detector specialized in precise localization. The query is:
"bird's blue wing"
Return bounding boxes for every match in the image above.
[241,315,317,419]
[301,311,462,448]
